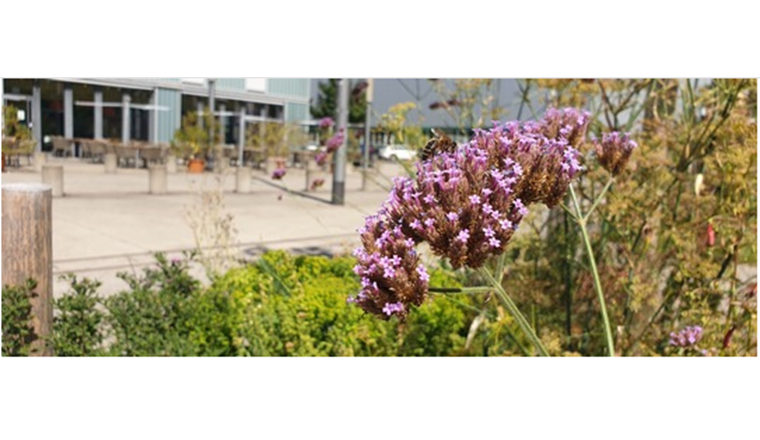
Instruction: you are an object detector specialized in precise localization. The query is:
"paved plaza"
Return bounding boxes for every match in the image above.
[2,157,399,297]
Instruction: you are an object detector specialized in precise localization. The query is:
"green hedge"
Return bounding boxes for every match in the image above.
[3,251,492,356]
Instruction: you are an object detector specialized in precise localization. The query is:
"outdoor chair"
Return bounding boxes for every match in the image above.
[2,137,19,168]
[115,144,138,168]
[89,140,107,163]
[79,139,92,160]
[139,146,163,167]
[104,141,117,155]
[14,139,35,166]
[52,136,71,157]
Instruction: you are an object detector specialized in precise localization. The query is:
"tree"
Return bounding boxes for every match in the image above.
[310,79,367,124]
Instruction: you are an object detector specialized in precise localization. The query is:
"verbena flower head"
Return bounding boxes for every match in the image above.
[669,326,704,348]
[319,117,334,129]
[382,143,528,269]
[350,107,591,315]
[466,108,589,207]
[540,107,592,150]
[271,168,287,180]
[594,131,637,175]
[350,214,429,321]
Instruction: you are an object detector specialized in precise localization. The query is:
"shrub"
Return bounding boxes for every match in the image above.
[1,279,38,356]
[51,275,106,356]
[7,251,482,357]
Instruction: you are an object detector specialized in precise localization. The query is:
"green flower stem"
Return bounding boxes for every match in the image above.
[569,184,615,356]
[495,252,508,284]
[479,267,550,357]
[584,178,614,223]
[428,286,493,294]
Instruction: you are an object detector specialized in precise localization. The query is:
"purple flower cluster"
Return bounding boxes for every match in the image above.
[349,215,430,321]
[326,129,345,153]
[382,143,528,269]
[315,151,328,166]
[541,107,592,150]
[466,108,590,208]
[319,117,334,129]
[669,326,704,348]
[271,168,287,180]
[594,131,638,175]
[351,108,591,319]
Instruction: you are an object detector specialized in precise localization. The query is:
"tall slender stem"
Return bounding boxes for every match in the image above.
[584,178,614,223]
[478,268,549,356]
[569,184,616,356]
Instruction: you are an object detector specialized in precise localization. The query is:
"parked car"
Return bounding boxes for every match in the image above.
[378,144,417,161]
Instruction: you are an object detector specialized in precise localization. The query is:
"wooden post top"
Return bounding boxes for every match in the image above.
[2,183,53,193]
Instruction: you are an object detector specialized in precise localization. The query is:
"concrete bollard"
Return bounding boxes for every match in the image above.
[165,154,177,174]
[2,183,54,356]
[215,157,229,174]
[149,165,168,195]
[236,166,251,193]
[104,153,118,173]
[33,152,48,172]
[41,164,64,197]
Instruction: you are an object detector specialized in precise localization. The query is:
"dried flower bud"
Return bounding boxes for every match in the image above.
[310,178,325,191]
[594,131,638,176]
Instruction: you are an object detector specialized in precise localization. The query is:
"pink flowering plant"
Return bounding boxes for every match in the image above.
[349,108,637,356]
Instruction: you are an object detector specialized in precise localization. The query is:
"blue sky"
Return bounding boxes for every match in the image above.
[310,79,532,127]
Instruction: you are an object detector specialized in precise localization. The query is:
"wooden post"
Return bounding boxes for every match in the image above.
[2,183,54,356]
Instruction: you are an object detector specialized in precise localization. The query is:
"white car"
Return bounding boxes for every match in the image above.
[378,144,417,161]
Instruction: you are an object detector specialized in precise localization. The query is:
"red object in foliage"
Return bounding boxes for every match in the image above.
[706,223,715,247]
[747,283,757,299]
[722,326,736,349]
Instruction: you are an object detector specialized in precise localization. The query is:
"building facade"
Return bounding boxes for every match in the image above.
[2,78,311,152]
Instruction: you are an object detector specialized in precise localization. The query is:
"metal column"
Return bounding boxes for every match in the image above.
[94,88,103,139]
[219,103,227,144]
[238,107,246,166]
[197,101,205,129]
[32,81,42,152]
[332,79,349,205]
[121,92,131,144]
[362,79,373,191]
[208,79,216,143]
[149,89,158,143]
[63,85,74,139]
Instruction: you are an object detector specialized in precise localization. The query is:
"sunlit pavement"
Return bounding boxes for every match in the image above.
[1,157,402,297]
